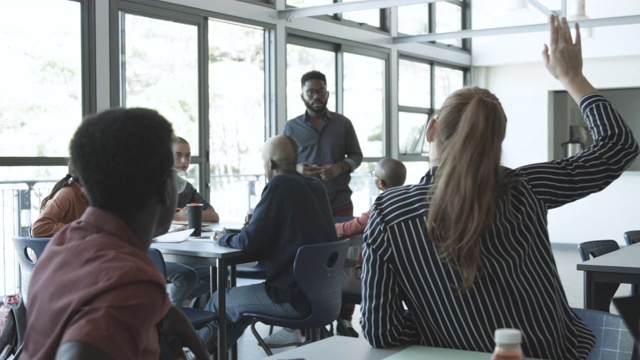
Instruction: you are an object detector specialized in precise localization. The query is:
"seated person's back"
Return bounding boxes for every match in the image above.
[30,163,89,238]
[23,108,207,360]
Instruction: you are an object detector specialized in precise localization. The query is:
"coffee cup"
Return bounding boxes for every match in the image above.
[187,203,203,236]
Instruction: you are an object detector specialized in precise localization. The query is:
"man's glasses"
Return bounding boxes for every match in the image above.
[303,88,328,98]
[371,170,380,180]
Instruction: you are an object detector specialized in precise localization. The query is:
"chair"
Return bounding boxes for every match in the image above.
[572,307,637,360]
[11,237,50,360]
[624,230,640,246]
[147,248,216,329]
[578,240,621,312]
[12,237,50,303]
[236,261,266,280]
[242,239,350,356]
[625,231,640,296]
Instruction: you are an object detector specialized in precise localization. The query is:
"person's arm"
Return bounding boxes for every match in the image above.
[218,180,279,256]
[520,15,639,209]
[175,185,220,223]
[542,15,597,103]
[360,206,419,347]
[158,306,209,360]
[31,193,73,237]
[56,341,112,360]
[335,210,370,237]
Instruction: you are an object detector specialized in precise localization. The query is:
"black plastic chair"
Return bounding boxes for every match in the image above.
[578,240,621,312]
[11,237,50,359]
[624,230,640,246]
[623,231,640,296]
[12,237,50,302]
[243,239,350,356]
[572,307,637,360]
[147,248,216,329]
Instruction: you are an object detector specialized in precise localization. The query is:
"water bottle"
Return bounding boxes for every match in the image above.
[491,328,524,360]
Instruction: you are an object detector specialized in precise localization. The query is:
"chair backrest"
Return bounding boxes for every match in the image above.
[577,239,619,261]
[572,307,636,360]
[12,237,51,302]
[624,230,640,246]
[292,238,350,328]
[147,248,168,279]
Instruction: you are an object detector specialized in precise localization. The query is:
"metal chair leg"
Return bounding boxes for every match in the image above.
[250,319,273,356]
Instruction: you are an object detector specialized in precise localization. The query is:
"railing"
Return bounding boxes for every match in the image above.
[0,172,376,296]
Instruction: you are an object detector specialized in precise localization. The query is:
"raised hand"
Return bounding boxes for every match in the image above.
[542,15,596,102]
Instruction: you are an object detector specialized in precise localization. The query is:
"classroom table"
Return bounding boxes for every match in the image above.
[152,222,253,360]
[261,335,536,360]
[577,242,640,309]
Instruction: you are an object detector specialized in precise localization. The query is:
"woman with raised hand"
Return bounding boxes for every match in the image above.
[360,15,639,360]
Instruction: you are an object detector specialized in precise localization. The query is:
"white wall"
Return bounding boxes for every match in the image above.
[476,57,640,245]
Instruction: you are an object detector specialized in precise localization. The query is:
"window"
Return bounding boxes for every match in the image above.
[286,44,336,121]
[343,52,385,157]
[398,58,465,157]
[397,1,466,49]
[0,0,82,159]
[209,19,266,219]
[434,65,465,109]
[118,12,202,190]
[120,13,199,148]
[341,0,380,27]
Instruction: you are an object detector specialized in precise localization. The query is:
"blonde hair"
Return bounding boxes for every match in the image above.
[427,87,507,291]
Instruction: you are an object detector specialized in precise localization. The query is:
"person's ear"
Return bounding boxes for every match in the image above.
[379,179,388,190]
[426,117,437,143]
[268,160,276,171]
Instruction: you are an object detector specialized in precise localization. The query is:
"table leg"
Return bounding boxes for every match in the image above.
[583,271,594,310]
[217,259,227,360]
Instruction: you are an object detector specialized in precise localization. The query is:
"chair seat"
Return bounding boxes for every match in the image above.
[179,306,216,328]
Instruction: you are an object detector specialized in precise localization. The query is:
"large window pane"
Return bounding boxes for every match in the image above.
[343,53,384,157]
[0,0,82,158]
[398,3,429,35]
[436,2,463,48]
[341,0,380,27]
[399,112,428,155]
[404,161,430,185]
[209,20,265,219]
[434,66,464,109]
[286,44,336,121]
[399,59,431,107]
[121,14,199,151]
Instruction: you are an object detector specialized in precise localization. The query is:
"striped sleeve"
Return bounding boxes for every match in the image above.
[517,94,639,209]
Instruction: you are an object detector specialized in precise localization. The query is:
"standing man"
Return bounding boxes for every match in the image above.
[284,70,363,222]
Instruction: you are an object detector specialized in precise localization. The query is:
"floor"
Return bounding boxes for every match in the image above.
[230,245,633,360]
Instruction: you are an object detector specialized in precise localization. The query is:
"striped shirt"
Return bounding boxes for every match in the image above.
[360,94,639,360]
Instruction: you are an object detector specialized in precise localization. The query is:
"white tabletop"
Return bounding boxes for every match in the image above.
[262,336,404,360]
[261,336,547,360]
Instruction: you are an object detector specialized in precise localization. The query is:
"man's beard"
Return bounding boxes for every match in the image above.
[303,98,327,114]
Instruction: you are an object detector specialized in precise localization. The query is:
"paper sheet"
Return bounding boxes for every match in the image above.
[153,229,193,243]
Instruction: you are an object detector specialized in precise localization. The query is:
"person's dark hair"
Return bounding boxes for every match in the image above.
[39,162,80,210]
[300,70,326,88]
[427,86,508,291]
[70,108,175,216]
